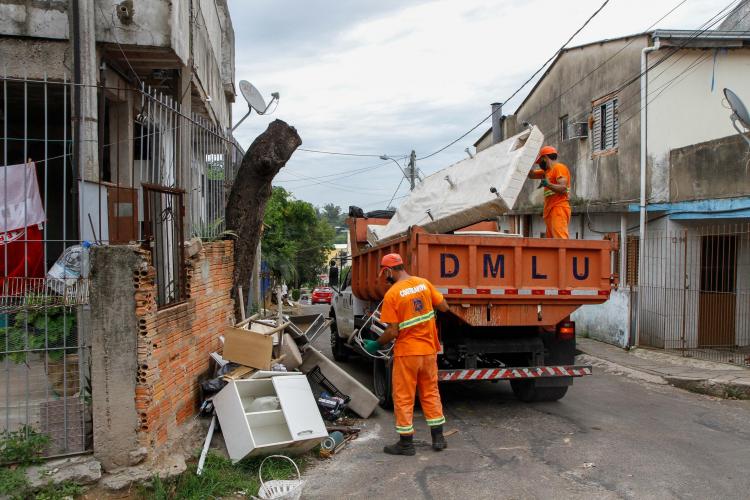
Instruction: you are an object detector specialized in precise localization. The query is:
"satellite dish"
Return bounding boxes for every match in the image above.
[723,88,750,149]
[239,80,268,114]
[232,80,280,131]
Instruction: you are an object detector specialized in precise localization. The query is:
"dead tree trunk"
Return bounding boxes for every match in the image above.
[226,119,301,308]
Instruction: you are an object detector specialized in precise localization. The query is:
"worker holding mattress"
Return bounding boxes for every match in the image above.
[528,145,572,239]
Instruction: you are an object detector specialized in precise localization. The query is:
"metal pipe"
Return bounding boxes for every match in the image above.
[491,102,503,144]
[635,36,661,347]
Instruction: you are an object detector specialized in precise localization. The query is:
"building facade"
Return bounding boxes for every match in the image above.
[0,0,242,462]
[476,29,750,364]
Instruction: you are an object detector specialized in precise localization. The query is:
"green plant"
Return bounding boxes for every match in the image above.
[0,466,29,498]
[0,426,50,466]
[0,307,76,364]
[291,289,301,301]
[192,218,238,242]
[138,452,304,500]
[34,481,83,500]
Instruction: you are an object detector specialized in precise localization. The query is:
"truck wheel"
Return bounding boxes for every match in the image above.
[373,358,393,409]
[510,380,568,402]
[329,317,349,362]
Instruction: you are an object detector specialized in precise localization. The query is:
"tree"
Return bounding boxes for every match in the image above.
[318,203,348,244]
[226,120,302,300]
[263,187,335,286]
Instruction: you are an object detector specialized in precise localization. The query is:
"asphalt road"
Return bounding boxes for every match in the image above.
[300,305,750,500]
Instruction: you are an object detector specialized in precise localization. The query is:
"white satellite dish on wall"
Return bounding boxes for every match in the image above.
[232,80,280,131]
[723,88,750,149]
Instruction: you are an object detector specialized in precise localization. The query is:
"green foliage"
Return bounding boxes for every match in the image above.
[34,481,83,500]
[262,187,335,286]
[0,467,28,498]
[0,307,76,364]
[0,426,51,466]
[291,289,301,301]
[319,203,348,244]
[138,452,304,500]
[192,218,237,242]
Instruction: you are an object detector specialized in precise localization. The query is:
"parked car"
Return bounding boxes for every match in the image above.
[311,286,334,304]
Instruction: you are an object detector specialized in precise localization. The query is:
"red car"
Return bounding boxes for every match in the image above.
[312,286,334,304]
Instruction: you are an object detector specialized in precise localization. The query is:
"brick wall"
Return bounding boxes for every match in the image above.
[133,240,234,451]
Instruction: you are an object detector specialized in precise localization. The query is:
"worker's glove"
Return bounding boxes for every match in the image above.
[540,178,550,188]
[363,339,381,354]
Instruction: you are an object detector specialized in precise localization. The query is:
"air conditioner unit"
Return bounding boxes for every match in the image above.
[568,122,589,140]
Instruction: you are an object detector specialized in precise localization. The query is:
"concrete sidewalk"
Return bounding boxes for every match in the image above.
[577,337,750,399]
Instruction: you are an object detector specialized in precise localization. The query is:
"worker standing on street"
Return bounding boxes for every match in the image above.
[363,253,449,456]
[528,145,571,239]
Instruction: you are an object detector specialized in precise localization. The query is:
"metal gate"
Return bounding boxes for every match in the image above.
[1,72,240,458]
[637,223,750,367]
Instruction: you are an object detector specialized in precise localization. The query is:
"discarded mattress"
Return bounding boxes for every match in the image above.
[368,126,544,244]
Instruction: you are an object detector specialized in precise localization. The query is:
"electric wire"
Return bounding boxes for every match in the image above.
[416,0,614,161]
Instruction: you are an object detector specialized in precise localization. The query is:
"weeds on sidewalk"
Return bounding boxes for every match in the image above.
[138,452,305,499]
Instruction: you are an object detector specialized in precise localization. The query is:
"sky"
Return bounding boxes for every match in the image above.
[226,0,726,212]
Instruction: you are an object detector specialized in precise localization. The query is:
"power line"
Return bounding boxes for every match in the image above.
[296,147,390,158]
[416,0,614,161]
[527,0,744,146]
[519,0,691,127]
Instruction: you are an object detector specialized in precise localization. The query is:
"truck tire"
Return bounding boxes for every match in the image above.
[510,380,568,402]
[329,316,349,362]
[373,358,393,409]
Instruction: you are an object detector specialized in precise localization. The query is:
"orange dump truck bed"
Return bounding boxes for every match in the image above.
[351,226,615,328]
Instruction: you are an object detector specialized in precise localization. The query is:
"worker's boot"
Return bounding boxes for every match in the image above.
[384,434,416,456]
[431,425,447,451]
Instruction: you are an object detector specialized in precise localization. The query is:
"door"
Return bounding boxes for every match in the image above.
[107,185,138,244]
[333,267,355,337]
[273,376,327,441]
[698,235,737,347]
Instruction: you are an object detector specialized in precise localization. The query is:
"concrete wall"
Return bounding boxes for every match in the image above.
[669,134,750,203]
[646,47,750,203]
[90,245,142,471]
[512,36,647,212]
[90,241,234,467]
[0,0,69,39]
[95,0,178,60]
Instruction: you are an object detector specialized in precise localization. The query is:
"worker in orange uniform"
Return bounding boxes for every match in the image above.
[362,253,450,456]
[528,145,571,239]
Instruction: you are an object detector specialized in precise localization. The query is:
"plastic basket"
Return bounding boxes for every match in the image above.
[254,455,305,500]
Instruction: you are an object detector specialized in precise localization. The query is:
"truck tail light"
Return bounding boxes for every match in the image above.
[557,321,575,340]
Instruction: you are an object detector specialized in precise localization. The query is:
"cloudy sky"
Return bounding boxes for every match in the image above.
[226,0,724,211]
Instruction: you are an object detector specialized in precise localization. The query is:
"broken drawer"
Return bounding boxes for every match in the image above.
[213,375,328,462]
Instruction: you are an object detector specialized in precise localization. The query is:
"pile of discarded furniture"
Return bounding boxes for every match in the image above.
[197,308,378,469]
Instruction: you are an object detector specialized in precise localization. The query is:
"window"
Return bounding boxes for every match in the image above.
[560,115,569,141]
[592,95,619,154]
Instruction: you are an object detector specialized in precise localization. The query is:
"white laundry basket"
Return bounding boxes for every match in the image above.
[254,455,305,500]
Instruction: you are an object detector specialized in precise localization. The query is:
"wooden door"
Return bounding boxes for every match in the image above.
[698,235,737,347]
[107,186,138,244]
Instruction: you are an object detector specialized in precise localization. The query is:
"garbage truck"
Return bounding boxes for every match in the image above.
[329,127,616,408]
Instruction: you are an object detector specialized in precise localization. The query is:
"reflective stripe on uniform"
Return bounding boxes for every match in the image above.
[426,416,446,427]
[396,425,414,434]
[398,310,435,330]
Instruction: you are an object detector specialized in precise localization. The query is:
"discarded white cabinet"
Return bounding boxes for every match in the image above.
[213,375,328,462]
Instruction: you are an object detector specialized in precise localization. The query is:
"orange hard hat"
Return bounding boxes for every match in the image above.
[378,253,404,276]
[535,145,558,163]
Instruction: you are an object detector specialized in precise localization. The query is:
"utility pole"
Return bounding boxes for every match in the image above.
[408,150,416,191]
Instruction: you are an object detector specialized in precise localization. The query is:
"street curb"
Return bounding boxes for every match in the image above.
[663,376,750,400]
[577,351,750,400]
[576,354,667,386]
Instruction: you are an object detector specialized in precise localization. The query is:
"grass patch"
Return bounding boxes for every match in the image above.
[33,481,84,500]
[138,452,305,499]
[0,467,29,498]
[0,426,51,466]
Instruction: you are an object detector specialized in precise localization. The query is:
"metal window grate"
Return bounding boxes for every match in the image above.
[142,184,186,308]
